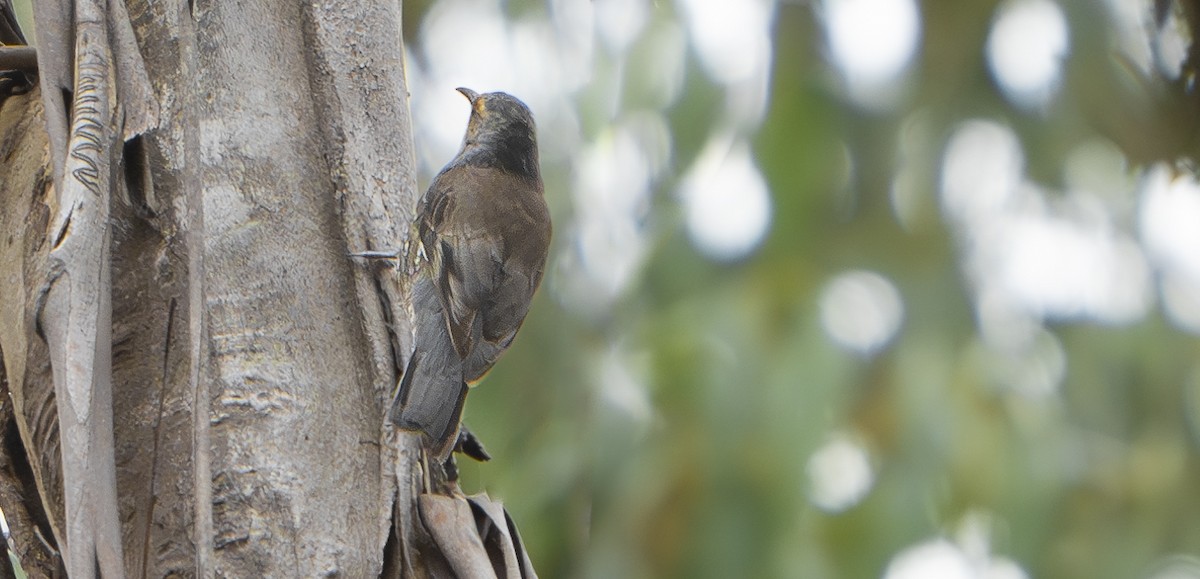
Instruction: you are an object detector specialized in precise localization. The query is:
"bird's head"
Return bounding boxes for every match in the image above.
[455,88,540,179]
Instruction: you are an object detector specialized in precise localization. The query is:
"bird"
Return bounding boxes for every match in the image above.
[375,87,551,460]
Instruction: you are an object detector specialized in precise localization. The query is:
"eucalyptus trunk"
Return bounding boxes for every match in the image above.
[0,0,533,576]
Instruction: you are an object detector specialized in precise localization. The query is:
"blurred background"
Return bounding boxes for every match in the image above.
[401,0,1200,577]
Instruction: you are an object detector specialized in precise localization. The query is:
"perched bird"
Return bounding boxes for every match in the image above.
[387,88,551,460]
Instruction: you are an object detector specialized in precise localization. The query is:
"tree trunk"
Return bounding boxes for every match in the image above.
[0,0,536,577]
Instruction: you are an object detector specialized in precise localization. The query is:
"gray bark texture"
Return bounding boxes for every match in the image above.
[0,0,537,577]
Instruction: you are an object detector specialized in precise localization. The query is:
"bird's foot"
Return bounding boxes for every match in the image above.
[454,424,491,462]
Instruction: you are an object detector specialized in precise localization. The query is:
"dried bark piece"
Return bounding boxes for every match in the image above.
[419,494,497,579]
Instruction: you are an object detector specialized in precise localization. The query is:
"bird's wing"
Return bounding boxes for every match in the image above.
[465,179,551,381]
[421,168,502,360]
[480,241,543,343]
[420,166,550,376]
[390,276,468,459]
[461,243,543,382]
[485,182,550,336]
[437,235,495,360]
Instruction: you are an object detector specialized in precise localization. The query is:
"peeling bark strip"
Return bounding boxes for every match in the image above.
[49,41,105,422]
[37,1,127,577]
[0,82,68,579]
[50,16,108,453]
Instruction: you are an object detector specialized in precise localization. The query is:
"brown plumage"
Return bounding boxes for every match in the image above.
[391,88,551,459]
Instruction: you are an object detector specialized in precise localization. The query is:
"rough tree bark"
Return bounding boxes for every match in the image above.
[0,0,536,577]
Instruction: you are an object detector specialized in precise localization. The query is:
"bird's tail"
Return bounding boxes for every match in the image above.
[389,277,469,460]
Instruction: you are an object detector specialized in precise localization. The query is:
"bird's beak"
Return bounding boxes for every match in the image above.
[456,87,484,116]
[456,87,480,104]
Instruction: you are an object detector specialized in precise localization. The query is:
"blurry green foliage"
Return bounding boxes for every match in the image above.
[405,1,1200,577]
